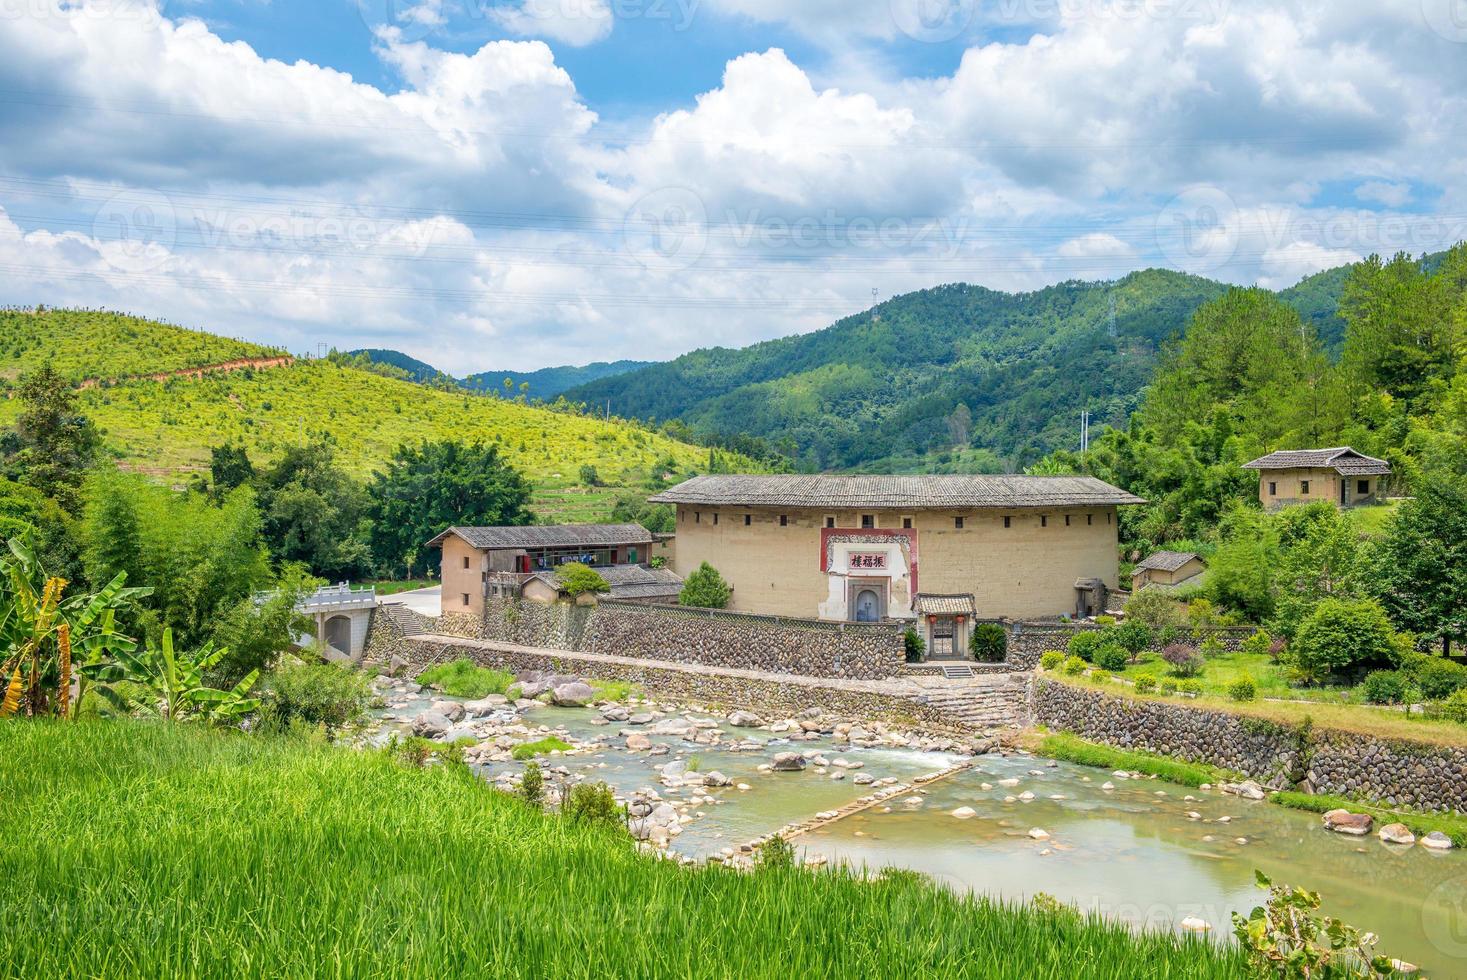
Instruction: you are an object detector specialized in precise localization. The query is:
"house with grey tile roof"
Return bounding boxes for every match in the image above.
[1242,447,1390,510]
[1131,551,1206,591]
[648,473,1143,658]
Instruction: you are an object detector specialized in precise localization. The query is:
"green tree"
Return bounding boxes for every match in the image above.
[556,562,609,597]
[1268,503,1365,640]
[209,443,255,496]
[208,563,320,685]
[679,561,731,609]
[0,477,79,581]
[578,464,601,487]
[4,364,99,511]
[81,471,272,648]
[254,441,372,581]
[1206,507,1279,622]
[1340,251,1455,407]
[1368,475,1467,655]
[367,440,533,577]
[1291,597,1402,681]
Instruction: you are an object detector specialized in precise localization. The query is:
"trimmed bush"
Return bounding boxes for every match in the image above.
[1089,670,1111,684]
[1360,670,1407,705]
[1227,674,1257,702]
[1093,644,1129,672]
[556,562,609,597]
[1239,629,1273,659]
[1415,658,1467,701]
[1109,619,1152,660]
[1063,656,1087,676]
[1440,689,1467,725]
[1067,631,1106,663]
[1158,679,1178,695]
[970,623,1007,663]
[1292,597,1403,679]
[1039,650,1065,671]
[1178,679,1203,695]
[679,561,731,608]
[1133,674,1157,694]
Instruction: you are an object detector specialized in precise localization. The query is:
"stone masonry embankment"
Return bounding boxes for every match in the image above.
[1035,678,1467,812]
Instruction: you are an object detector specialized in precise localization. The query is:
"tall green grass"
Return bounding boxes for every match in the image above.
[0,721,1243,978]
[1035,732,1240,788]
[416,658,515,697]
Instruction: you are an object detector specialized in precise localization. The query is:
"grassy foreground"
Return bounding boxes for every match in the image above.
[0,721,1244,978]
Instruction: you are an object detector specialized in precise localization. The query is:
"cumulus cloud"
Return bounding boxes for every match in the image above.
[489,0,615,46]
[0,1,1463,370]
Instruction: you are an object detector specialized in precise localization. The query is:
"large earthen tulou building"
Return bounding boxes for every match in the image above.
[649,474,1144,655]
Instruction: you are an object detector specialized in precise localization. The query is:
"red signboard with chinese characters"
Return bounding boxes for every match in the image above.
[848,552,888,571]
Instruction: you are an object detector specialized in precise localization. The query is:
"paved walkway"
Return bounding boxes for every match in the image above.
[413,631,1023,699]
[382,586,441,617]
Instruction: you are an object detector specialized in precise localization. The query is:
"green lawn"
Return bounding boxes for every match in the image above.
[366,577,439,596]
[0,721,1243,978]
[1048,671,1467,748]
[1347,500,1402,538]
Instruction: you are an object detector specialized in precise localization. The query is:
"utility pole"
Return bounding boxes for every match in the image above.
[1081,410,1090,463]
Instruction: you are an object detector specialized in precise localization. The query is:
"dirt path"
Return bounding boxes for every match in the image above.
[77,355,294,388]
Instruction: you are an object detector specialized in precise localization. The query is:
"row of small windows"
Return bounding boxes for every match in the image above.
[1267,480,1371,496]
[685,511,1110,528]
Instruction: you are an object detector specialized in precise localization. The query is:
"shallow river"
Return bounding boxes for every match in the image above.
[380,700,1467,973]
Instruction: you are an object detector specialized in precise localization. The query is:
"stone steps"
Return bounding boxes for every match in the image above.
[379,602,428,637]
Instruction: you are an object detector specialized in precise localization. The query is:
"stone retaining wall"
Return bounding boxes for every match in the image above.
[396,633,1026,734]
[432,597,907,679]
[1035,678,1467,812]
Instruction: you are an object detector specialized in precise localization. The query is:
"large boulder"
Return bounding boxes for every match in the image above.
[551,682,596,707]
[1421,831,1455,850]
[728,710,763,728]
[1378,823,1416,845]
[412,711,452,738]
[771,752,807,772]
[430,700,465,723]
[625,733,652,751]
[1222,781,1267,801]
[601,706,630,722]
[516,681,552,699]
[464,694,508,717]
[1323,809,1373,836]
[703,770,732,787]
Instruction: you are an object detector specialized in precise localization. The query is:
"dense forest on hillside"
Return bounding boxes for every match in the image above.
[1039,247,1467,547]
[348,348,653,401]
[565,270,1238,470]
[0,308,282,384]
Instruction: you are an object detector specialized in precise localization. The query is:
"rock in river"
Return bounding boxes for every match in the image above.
[551,681,595,707]
[728,710,763,727]
[430,700,465,723]
[1322,809,1373,836]
[771,752,807,772]
[412,711,452,738]
[1420,831,1455,850]
[1378,823,1416,845]
[625,733,652,751]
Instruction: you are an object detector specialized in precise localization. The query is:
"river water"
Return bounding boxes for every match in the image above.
[377,698,1467,973]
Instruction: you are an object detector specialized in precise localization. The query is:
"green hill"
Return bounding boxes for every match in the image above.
[346,348,451,385]
[0,313,751,522]
[462,360,654,400]
[562,261,1399,471]
[566,269,1233,470]
[0,308,284,385]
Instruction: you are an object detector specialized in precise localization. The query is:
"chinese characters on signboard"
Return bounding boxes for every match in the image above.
[848,552,888,571]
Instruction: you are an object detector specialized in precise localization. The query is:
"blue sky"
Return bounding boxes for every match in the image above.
[0,1,1463,371]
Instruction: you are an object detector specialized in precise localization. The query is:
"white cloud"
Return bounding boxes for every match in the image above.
[0,1,1463,370]
[489,0,615,47]
[1354,180,1413,208]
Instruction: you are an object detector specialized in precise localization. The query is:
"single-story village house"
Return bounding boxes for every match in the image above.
[1130,550,1206,592]
[1242,447,1390,510]
[429,524,680,610]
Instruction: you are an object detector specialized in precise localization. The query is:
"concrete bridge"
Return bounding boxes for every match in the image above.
[297,583,377,661]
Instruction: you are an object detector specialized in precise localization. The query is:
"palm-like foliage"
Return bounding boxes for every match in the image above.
[0,538,148,718]
[81,628,259,724]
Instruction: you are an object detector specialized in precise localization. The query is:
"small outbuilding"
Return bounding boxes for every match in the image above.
[1131,551,1206,591]
[1242,447,1390,510]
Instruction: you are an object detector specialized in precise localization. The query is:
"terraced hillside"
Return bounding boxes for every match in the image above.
[0,311,752,521]
[0,308,283,384]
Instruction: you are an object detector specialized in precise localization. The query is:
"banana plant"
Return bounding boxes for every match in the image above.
[81,628,260,725]
[0,538,150,719]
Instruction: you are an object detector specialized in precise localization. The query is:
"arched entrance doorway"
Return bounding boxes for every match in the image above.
[854,589,880,622]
